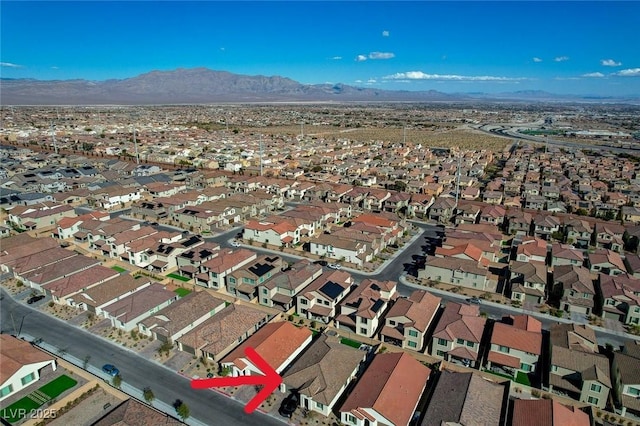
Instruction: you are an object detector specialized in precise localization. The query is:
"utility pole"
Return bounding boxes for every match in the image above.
[259,134,263,177]
[133,126,139,164]
[454,153,461,208]
[50,122,58,155]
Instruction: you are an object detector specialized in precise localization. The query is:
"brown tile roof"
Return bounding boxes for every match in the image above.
[339,278,397,319]
[491,321,542,355]
[77,274,150,307]
[201,248,256,273]
[421,371,507,426]
[221,321,311,372]
[101,283,177,324]
[24,255,101,285]
[0,236,59,265]
[301,270,353,301]
[139,291,226,338]
[8,246,77,274]
[43,265,119,298]
[0,334,55,384]
[512,399,590,426]
[433,302,485,343]
[384,290,441,332]
[178,303,268,356]
[92,399,182,426]
[341,352,430,426]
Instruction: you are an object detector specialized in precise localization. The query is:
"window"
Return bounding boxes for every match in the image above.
[262,288,267,294]
[466,341,474,348]
[360,317,368,324]
[499,345,510,353]
[347,414,357,424]
[300,298,308,305]
[360,327,367,334]
[551,365,558,372]
[316,401,324,409]
[457,338,465,345]
[587,396,599,405]
[436,350,446,357]
[408,330,418,338]
[21,373,35,386]
[438,338,447,346]
[0,384,13,397]
[590,383,602,392]
[408,341,417,348]
[520,363,532,372]
[628,387,640,396]
[389,320,396,326]
[262,298,269,304]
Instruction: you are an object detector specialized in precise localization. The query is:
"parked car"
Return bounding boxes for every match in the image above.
[231,241,241,247]
[313,260,328,266]
[27,295,45,304]
[466,297,481,305]
[278,392,299,418]
[328,263,341,269]
[102,364,120,376]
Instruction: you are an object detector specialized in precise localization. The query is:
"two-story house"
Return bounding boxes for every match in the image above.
[612,340,640,417]
[430,302,486,368]
[296,270,354,324]
[257,259,323,310]
[335,279,397,338]
[553,265,596,315]
[485,315,542,379]
[379,290,441,353]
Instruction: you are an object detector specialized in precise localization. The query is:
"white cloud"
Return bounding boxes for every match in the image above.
[51,66,59,70]
[554,56,569,62]
[354,79,363,83]
[582,72,604,78]
[367,79,377,84]
[355,55,367,62]
[368,52,395,60]
[382,30,390,37]
[331,56,342,60]
[614,68,640,77]
[533,57,543,63]
[0,62,23,68]
[383,71,525,81]
[601,59,621,67]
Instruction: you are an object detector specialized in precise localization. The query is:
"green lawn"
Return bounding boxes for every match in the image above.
[0,396,40,423]
[166,273,190,282]
[516,371,531,386]
[39,375,77,399]
[111,266,127,273]
[174,287,192,297]
[483,368,513,381]
[340,337,363,349]
[0,375,77,423]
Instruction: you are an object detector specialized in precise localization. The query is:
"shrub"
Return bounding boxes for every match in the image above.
[531,389,541,398]
[287,314,294,321]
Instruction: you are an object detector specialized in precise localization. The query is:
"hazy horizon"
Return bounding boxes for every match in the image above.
[1,1,639,97]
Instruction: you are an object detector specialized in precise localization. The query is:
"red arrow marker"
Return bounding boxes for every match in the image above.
[190,346,282,414]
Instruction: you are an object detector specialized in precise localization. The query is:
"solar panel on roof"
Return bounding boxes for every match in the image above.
[319,281,343,299]
[371,299,385,313]
[371,283,381,291]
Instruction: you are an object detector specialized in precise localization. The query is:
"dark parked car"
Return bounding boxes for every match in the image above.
[466,297,481,305]
[27,295,45,304]
[278,392,299,418]
[313,260,328,266]
[102,364,119,376]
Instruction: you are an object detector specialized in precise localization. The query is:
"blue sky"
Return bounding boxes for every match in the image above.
[1,1,639,96]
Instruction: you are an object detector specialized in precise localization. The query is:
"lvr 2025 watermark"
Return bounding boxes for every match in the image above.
[5,408,58,419]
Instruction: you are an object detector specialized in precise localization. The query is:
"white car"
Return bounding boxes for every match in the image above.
[328,263,341,269]
[231,241,241,247]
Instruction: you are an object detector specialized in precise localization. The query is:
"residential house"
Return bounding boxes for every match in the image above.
[280,334,366,417]
[509,260,548,305]
[479,205,506,227]
[515,237,548,264]
[430,302,486,368]
[485,315,542,379]
[551,243,584,267]
[454,203,481,225]
[533,214,562,241]
[0,335,57,402]
[227,255,283,300]
[73,274,151,316]
[612,340,640,417]
[507,211,533,235]
[197,248,257,290]
[92,399,182,426]
[19,254,102,291]
[101,283,178,331]
[553,265,596,315]
[257,259,323,310]
[335,279,397,338]
[421,370,508,426]
[138,291,226,342]
[419,256,498,293]
[176,302,270,361]
[220,321,312,376]
[244,219,300,247]
[43,265,119,305]
[587,249,626,276]
[340,352,430,426]
[310,234,369,268]
[549,323,611,408]
[598,274,640,325]
[511,399,590,426]
[296,270,354,324]
[595,223,625,253]
[379,289,441,352]
[428,196,456,224]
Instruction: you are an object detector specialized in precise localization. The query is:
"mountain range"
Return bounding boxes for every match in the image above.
[1,67,638,105]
